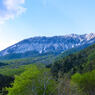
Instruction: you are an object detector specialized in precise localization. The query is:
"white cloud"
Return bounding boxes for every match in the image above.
[0,0,26,24]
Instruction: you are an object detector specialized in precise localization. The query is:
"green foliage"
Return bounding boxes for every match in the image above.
[7,65,57,95]
[0,74,14,95]
[0,62,7,67]
[0,65,27,76]
[0,52,56,77]
[51,44,95,77]
[71,70,95,95]
[0,64,41,77]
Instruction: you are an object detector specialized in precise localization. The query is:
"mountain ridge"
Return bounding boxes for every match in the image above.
[0,33,95,57]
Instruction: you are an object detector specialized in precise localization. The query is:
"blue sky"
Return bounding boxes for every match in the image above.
[0,0,95,50]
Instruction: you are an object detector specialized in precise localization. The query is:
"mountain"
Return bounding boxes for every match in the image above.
[0,33,95,59]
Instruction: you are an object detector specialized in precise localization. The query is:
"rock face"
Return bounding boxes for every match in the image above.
[0,33,95,56]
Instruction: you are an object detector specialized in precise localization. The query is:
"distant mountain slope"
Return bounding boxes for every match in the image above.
[0,33,95,59]
[51,43,95,77]
[57,41,94,59]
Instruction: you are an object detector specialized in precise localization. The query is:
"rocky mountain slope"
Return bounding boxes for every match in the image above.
[0,33,95,56]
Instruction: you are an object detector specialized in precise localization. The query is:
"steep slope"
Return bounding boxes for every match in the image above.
[51,43,95,76]
[57,41,95,59]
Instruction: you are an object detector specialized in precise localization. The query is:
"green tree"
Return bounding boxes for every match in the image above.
[71,70,95,95]
[7,65,57,95]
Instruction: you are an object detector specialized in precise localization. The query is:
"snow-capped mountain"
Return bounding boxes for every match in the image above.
[0,33,95,56]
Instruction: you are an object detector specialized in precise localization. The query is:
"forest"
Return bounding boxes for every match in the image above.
[0,44,95,95]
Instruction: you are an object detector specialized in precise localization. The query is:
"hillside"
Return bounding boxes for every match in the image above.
[51,43,95,77]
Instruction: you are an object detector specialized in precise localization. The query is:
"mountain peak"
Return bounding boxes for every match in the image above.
[86,33,95,40]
